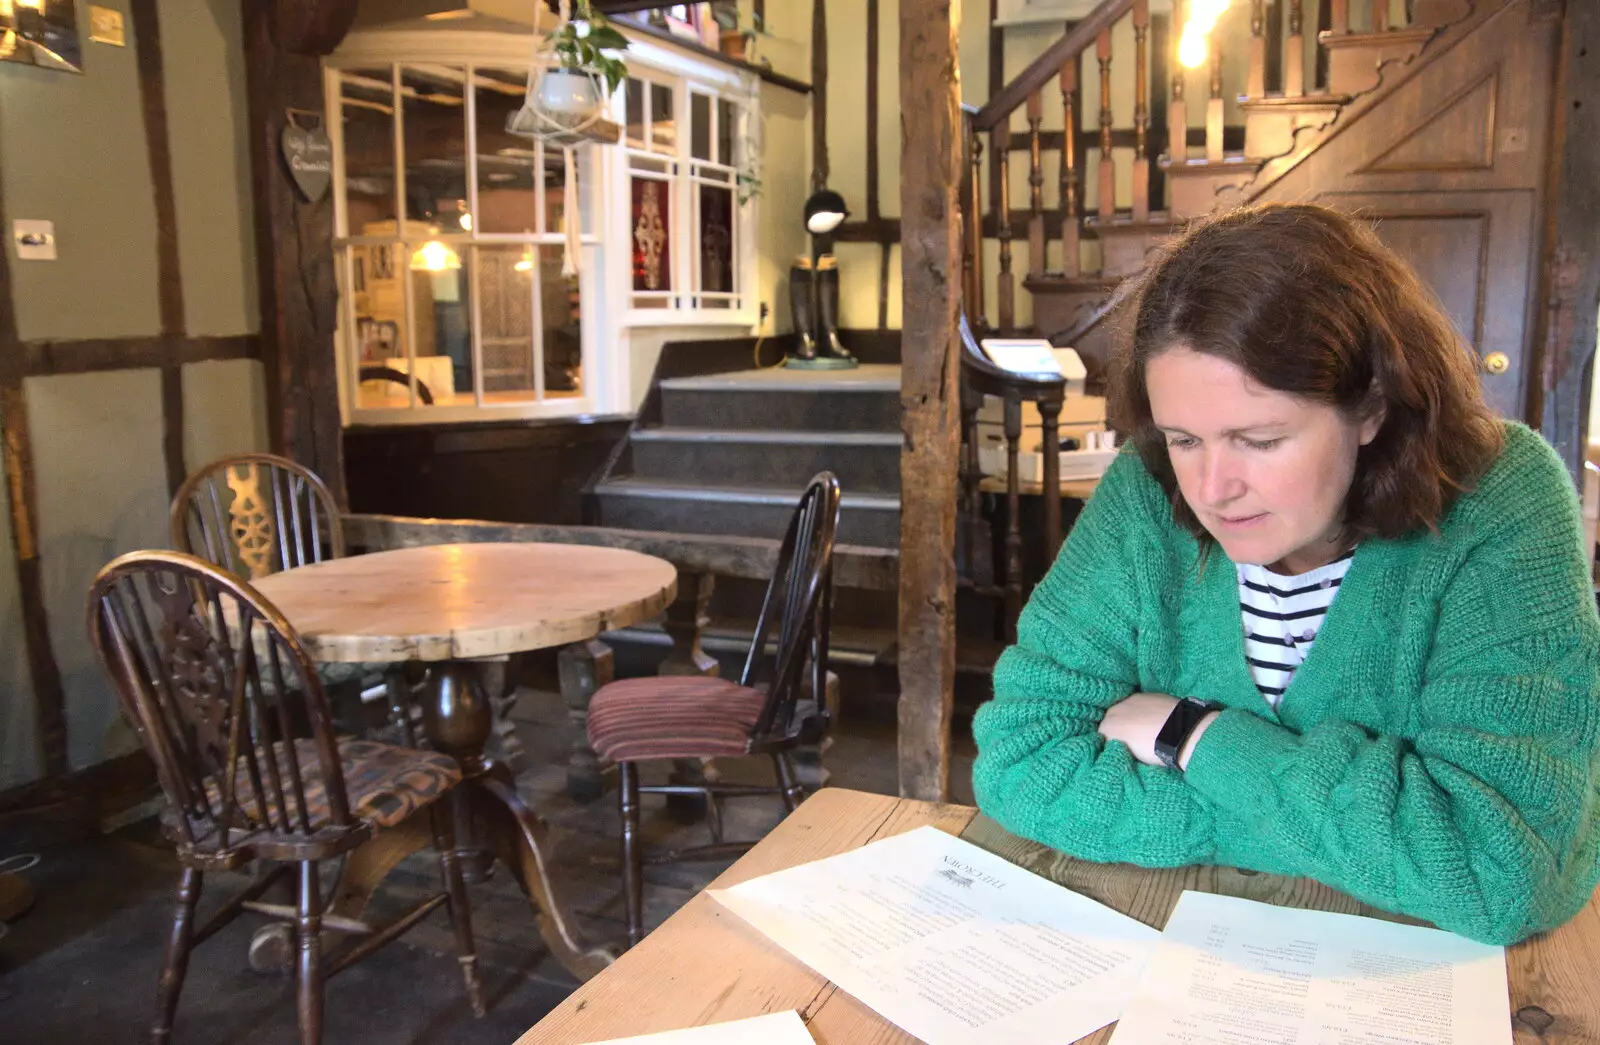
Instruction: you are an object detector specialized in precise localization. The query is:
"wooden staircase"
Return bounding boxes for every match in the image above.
[968,0,1480,370]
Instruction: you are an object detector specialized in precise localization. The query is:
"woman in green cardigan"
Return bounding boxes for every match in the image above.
[972,202,1600,945]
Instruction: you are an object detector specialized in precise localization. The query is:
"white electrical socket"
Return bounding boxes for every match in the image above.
[13,220,56,261]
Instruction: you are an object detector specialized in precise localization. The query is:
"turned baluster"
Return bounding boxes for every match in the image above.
[1060,60,1081,277]
[994,125,1015,334]
[1206,29,1225,162]
[1331,0,1350,34]
[967,130,986,326]
[1040,395,1064,562]
[1132,0,1151,223]
[1169,0,1188,162]
[1097,28,1114,221]
[1286,0,1305,96]
[1027,90,1045,280]
[1002,394,1024,640]
[1371,0,1389,33]
[1248,0,1267,99]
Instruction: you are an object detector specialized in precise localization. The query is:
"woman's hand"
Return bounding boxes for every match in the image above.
[1098,692,1218,769]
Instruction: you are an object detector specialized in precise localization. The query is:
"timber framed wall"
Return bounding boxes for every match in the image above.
[0,0,269,802]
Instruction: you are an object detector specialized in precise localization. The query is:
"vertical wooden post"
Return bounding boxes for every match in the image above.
[1206,33,1226,162]
[241,0,352,503]
[1132,0,1151,223]
[1371,0,1389,33]
[1027,91,1045,280]
[967,131,987,326]
[1536,0,1600,477]
[898,0,963,802]
[1097,29,1115,220]
[812,0,830,191]
[1060,61,1081,277]
[1169,0,1188,162]
[1286,0,1306,97]
[131,0,189,499]
[1248,0,1268,99]
[993,126,1015,333]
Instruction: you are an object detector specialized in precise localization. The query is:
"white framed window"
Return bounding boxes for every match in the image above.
[325,27,760,424]
[619,73,752,315]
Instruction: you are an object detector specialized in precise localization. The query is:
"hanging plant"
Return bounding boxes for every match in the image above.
[550,0,631,99]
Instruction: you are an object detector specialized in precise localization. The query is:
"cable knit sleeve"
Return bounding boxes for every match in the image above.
[972,452,1219,867]
[1183,432,1600,944]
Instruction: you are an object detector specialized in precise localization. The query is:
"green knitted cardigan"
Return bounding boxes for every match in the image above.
[973,422,1600,945]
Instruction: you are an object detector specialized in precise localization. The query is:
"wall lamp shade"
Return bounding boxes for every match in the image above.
[804,189,849,235]
[411,241,462,272]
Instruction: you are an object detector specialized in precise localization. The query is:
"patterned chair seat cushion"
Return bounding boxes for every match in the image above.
[203,737,460,831]
[587,676,769,763]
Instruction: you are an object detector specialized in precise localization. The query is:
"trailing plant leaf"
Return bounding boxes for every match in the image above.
[551,0,630,98]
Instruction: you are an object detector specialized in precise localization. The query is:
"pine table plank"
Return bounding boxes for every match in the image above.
[515,790,1600,1045]
[514,789,975,1044]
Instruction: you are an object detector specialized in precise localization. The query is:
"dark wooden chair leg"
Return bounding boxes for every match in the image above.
[619,760,644,949]
[430,807,485,1016]
[295,861,325,1045]
[150,867,203,1045]
[773,754,804,813]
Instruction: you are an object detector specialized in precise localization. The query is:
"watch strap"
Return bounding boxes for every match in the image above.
[1154,697,1219,769]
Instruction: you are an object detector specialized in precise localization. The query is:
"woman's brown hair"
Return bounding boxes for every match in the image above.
[1108,202,1504,543]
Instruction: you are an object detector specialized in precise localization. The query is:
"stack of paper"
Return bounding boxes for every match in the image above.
[710,828,1513,1045]
[1110,892,1511,1045]
[711,825,1162,1044]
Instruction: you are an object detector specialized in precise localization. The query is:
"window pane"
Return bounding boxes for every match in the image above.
[406,241,475,406]
[691,93,711,161]
[351,242,406,410]
[626,77,645,147]
[699,184,735,293]
[474,67,542,234]
[476,245,538,402]
[538,248,583,398]
[402,65,467,231]
[650,82,676,153]
[631,178,672,292]
[340,67,398,236]
[717,99,738,168]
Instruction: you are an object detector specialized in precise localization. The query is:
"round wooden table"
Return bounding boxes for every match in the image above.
[252,542,677,980]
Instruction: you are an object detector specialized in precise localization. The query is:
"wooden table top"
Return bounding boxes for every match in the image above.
[250,543,677,663]
[978,474,1100,499]
[517,787,1600,1045]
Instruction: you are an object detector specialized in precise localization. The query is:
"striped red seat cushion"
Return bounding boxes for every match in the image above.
[587,675,768,762]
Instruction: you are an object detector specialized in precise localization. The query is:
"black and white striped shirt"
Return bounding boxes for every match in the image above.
[1238,549,1355,706]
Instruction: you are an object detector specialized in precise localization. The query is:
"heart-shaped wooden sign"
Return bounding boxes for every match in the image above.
[280,123,333,203]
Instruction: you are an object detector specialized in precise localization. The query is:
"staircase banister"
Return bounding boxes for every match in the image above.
[959,312,1067,401]
[972,0,1135,132]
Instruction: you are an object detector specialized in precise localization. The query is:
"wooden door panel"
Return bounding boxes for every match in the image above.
[1317,190,1536,418]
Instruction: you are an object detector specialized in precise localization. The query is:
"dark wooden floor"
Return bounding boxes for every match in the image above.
[0,688,976,1045]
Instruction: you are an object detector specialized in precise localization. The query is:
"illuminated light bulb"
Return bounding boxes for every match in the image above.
[410,241,462,272]
[459,212,473,231]
[16,0,44,10]
[1179,31,1209,69]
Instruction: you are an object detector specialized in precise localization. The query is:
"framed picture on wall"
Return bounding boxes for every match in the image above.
[0,0,84,73]
[995,0,1168,24]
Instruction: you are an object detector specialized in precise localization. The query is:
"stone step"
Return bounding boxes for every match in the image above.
[630,427,902,495]
[660,365,901,432]
[592,478,901,548]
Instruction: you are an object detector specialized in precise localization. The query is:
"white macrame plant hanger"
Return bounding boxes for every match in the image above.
[507,0,610,276]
